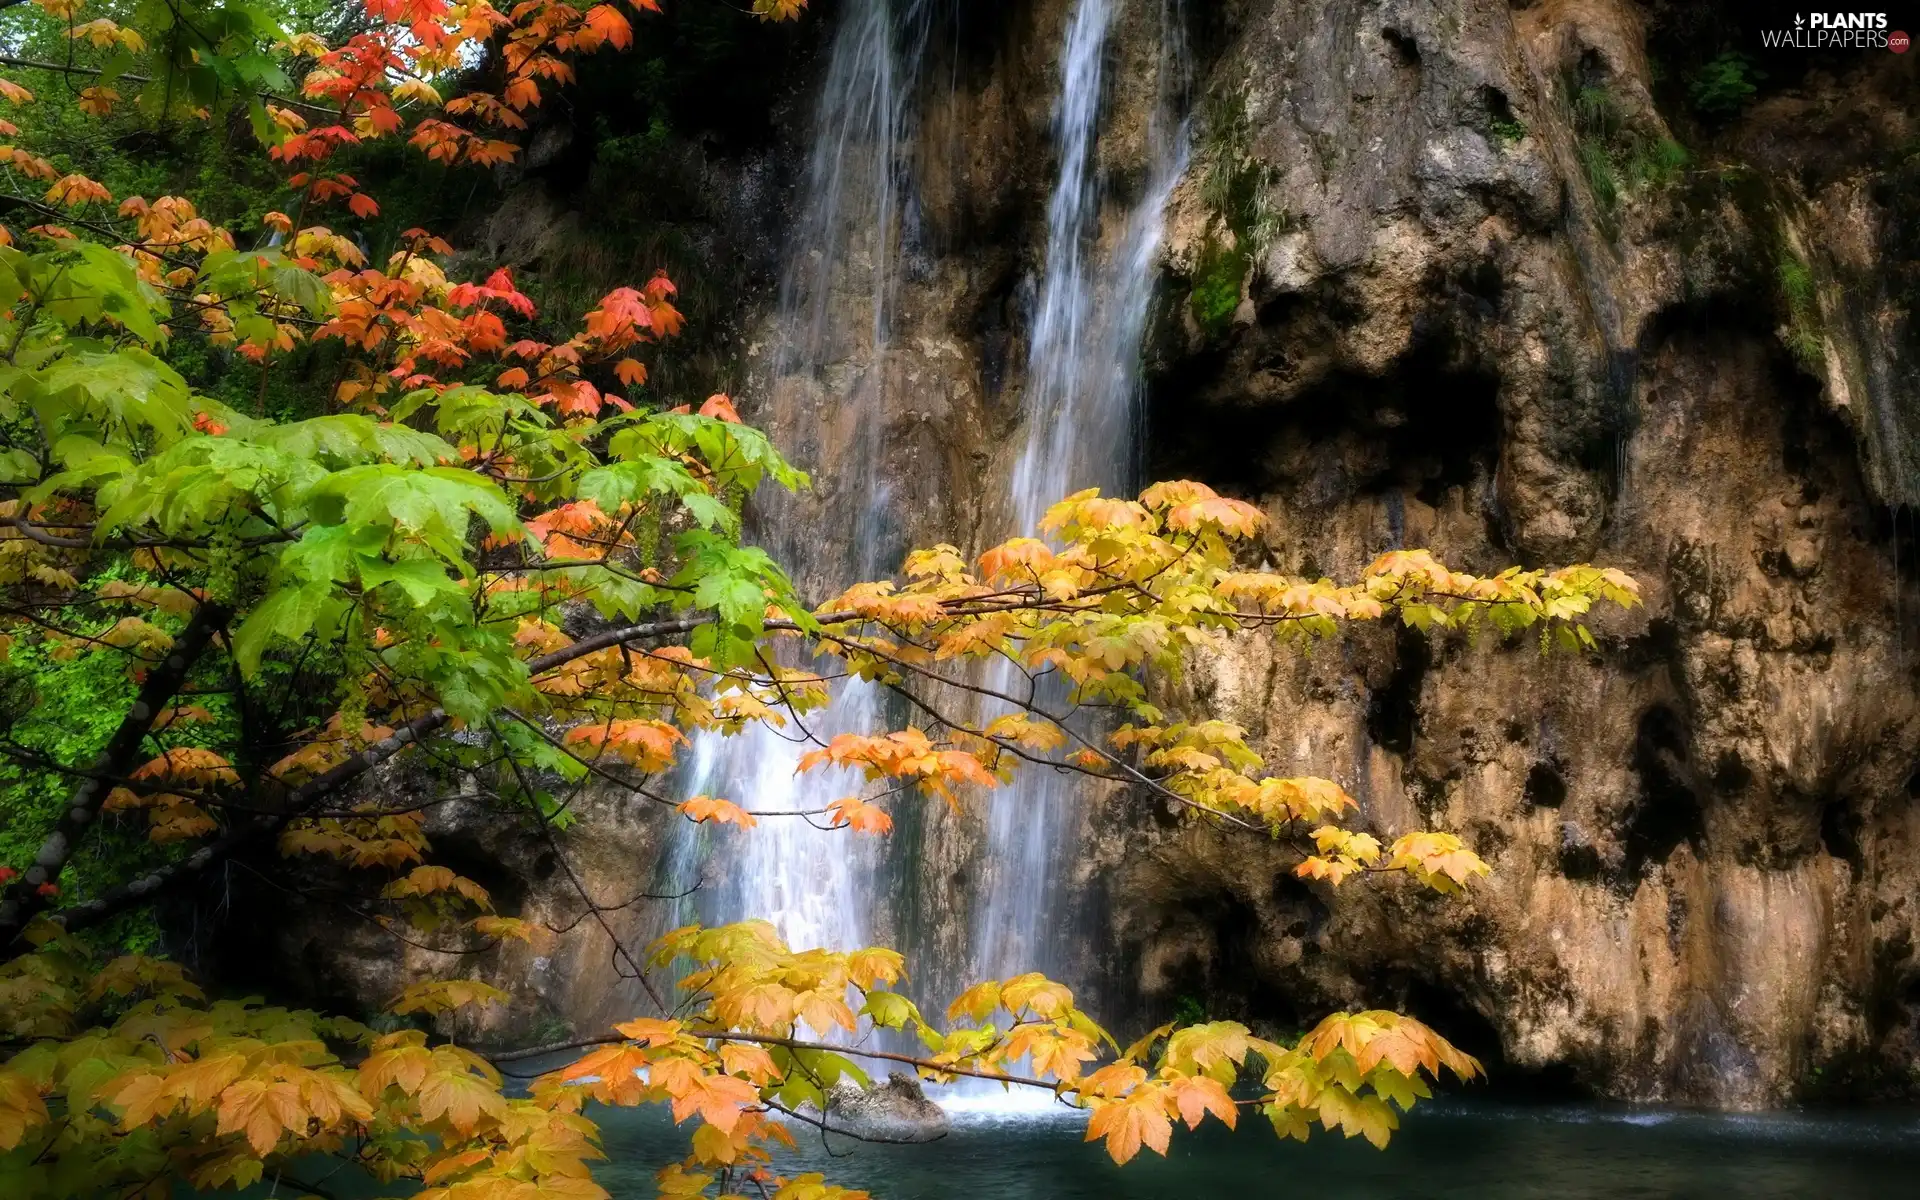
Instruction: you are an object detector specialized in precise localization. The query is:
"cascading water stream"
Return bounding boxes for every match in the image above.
[968,0,1189,1013]
[659,0,1188,1080]
[666,0,931,959]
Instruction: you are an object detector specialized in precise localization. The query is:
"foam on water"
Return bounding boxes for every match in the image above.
[929,1084,1088,1124]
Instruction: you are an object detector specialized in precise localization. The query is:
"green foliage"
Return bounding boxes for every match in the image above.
[1628,137,1691,188]
[1188,238,1249,338]
[1488,115,1527,147]
[1687,53,1763,118]
[0,1,291,222]
[1578,140,1620,218]
[1200,91,1290,257]
[1567,79,1688,237]
[0,568,242,948]
[0,634,150,923]
[1777,248,1824,370]
[1189,94,1274,340]
[1572,85,1624,141]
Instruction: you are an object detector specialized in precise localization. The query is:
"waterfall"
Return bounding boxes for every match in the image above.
[675,0,932,958]
[969,0,1189,995]
[665,0,1191,1046]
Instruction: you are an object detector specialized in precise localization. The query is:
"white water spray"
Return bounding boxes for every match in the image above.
[674,0,932,958]
[969,0,1189,997]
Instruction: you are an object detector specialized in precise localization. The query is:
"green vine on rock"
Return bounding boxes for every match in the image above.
[1566,78,1689,239]
[1777,246,1825,371]
[1186,90,1294,339]
[1189,237,1249,338]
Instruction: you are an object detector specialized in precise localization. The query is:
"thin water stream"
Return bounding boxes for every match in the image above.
[674,0,933,960]
[672,0,1189,1061]
[969,0,1188,1001]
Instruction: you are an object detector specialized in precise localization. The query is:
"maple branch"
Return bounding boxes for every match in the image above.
[1,512,300,552]
[495,711,687,810]
[26,613,789,943]
[0,55,334,116]
[499,709,906,824]
[541,878,701,934]
[0,601,231,945]
[0,742,263,811]
[864,641,1270,835]
[759,1098,948,1146]
[33,704,448,946]
[488,718,670,1014]
[0,191,205,274]
[229,858,505,957]
[487,1029,1063,1093]
[2,513,91,549]
[22,589,1162,943]
[0,608,172,661]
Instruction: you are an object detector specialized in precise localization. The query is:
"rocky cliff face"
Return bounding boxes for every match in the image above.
[248,0,1920,1108]
[1102,0,1920,1107]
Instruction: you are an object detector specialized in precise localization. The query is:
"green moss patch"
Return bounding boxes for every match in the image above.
[1189,238,1250,338]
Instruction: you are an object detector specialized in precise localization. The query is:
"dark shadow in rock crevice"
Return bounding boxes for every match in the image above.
[1620,703,1707,889]
[1525,760,1569,809]
[1819,794,1865,873]
[1367,625,1430,756]
[1382,975,1594,1101]
[1144,333,1503,526]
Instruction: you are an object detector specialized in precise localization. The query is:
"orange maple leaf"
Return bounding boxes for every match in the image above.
[825,796,892,836]
[679,796,757,830]
[583,4,633,49]
[1085,1087,1172,1164]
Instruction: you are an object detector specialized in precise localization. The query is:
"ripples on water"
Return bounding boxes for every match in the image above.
[588,1100,1920,1199]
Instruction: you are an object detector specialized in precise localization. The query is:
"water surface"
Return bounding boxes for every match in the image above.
[589,1101,1920,1199]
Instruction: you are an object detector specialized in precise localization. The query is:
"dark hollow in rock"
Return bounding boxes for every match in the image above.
[1525,762,1569,809]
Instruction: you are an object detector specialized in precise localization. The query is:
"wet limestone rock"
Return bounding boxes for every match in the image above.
[824,1072,951,1142]
[1097,0,1920,1109]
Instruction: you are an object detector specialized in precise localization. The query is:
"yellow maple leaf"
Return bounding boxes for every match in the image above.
[0,1071,51,1150]
[1084,1086,1172,1164]
[415,1067,506,1135]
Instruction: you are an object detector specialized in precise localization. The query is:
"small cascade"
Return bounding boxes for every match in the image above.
[671,0,933,957]
[661,0,1192,1056]
[968,0,1189,999]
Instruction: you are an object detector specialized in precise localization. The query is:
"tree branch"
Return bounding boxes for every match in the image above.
[40,705,446,943]
[2,513,91,549]
[27,611,800,944]
[0,601,231,944]
[16,593,1101,942]
[488,1029,1059,1092]
[0,54,334,117]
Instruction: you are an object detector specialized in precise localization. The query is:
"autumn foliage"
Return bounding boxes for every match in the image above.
[0,0,1645,1196]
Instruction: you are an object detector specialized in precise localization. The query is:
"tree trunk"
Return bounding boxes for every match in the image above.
[0,601,231,947]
